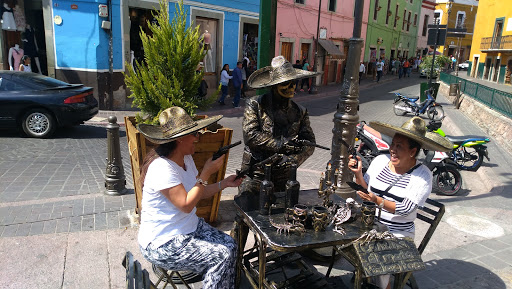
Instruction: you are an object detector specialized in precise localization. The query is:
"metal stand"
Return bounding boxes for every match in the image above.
[105,116,127,196]
[328,0,364,199]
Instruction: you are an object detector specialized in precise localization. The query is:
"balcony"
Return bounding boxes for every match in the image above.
[480,35,512,51]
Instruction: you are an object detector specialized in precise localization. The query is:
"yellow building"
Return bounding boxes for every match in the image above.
[435,0,478,63]
[469,0,512,85]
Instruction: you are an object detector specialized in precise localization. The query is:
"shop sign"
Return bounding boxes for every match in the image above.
[99,4,109,18]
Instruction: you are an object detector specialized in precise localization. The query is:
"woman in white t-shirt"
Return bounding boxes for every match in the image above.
[348,116,453,289]
[137,107,243,289]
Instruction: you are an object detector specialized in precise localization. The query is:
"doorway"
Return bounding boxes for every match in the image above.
[471,56,479,78]
[300,43,310,63]
[492,58,501,82]
[281,42,293,62]
[483,57,492,80]
[506,59,512,85]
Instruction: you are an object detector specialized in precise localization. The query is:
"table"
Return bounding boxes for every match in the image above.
[233,189,422,289]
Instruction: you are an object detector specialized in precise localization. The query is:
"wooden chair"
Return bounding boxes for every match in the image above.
[122,251,155,289]
[325,198,445,289]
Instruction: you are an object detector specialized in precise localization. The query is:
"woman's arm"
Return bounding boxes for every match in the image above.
[19,64,24,71]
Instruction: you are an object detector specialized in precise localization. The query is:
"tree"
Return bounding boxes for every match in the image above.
[419,55,450,78]
[124,0,214,124]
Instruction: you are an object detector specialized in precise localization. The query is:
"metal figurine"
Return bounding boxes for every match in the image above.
[328,0,365,199]
[104,116,127,196]
[331,203,352,236]
[318,163,340,207]
[269,216,306,235]
[312,206,329,232]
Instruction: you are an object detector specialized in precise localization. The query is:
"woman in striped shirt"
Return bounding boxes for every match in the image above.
[349,116,453,289]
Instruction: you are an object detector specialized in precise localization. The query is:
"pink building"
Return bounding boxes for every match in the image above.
[275,0,370,86]
[416,0,436,59]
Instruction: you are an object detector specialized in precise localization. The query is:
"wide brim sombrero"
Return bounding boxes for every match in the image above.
[137,107,223,144]
[247,56,321,89]
[369,117,453,152]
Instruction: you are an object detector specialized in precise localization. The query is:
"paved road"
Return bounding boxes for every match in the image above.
[1,73,511,288]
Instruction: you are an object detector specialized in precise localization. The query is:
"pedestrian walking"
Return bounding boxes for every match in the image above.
[232,61,243,108]
[403,59,410,78]
[359,61,366,84]
[376,58,384,82]
[241,58,248,98]
[300,59,310,92]
[393,58,399,76]
[218,64,232,105]
[398,58,404,79]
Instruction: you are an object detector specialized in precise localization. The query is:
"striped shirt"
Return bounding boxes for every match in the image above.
[364,154,432,238]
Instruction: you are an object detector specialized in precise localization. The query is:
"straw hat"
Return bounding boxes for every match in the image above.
[369,117,453,152]
[247,56,321,89]
[137,107,222,144]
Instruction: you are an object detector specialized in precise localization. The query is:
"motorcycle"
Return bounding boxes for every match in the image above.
[355,121,462,195]
[393,87,445,121]
[426,120,490,171]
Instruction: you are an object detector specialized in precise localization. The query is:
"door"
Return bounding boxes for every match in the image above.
[493,58,501,82]
[300,43,310,63]
[506,59,512,85]
[484,58,492,80]
[471,56,479,78]
[281,42,293,62]
[493,19,504,49]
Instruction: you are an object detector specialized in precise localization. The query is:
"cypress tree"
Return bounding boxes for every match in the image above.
[124,0,213,124]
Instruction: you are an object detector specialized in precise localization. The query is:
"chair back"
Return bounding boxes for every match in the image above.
[122,251,155,289]
[416,198,445,255]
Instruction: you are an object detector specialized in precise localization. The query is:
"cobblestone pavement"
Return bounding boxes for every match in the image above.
[1,73,512,288]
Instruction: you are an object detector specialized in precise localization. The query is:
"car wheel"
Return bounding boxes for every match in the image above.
[21,109,56,138]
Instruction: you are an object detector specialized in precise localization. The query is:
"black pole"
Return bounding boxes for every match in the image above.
[310,0,322,94]
[107,0,114,110]
[429,14,440,88]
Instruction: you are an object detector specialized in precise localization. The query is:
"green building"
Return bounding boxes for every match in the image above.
[364,0,422,68]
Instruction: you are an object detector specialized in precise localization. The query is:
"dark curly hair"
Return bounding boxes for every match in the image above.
[140,141,178,189]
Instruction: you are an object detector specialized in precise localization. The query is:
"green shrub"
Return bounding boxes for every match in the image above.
[124,0,214,124]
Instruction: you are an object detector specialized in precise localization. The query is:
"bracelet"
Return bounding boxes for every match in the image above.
[218,181,222,191]
[378,197,385,209]
[196,178,208,186]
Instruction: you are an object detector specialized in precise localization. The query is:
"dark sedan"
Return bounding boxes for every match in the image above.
[0,71,98,138]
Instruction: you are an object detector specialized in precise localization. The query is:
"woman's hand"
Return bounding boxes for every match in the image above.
[348,155,362,174]
[201,155,225,177]
[356,190,378,203]
[222,174,244,188]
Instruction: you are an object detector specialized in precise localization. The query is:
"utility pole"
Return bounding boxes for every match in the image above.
[429,12,441,88]
[309,0,322,94]
[328,0,364,199]
[257,0,277,70]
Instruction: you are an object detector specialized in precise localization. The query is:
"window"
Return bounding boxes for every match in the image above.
[422,15,429,36]
[413,13,418,26]
[328,0,336,12]
[402,9,407,30]
[385,0,391,25]
[374,0,380,21]
[456,12,466,28]
[295,0,305,4]
[0,78,30,91]
[407,12,411,31]
[394,4,399,28]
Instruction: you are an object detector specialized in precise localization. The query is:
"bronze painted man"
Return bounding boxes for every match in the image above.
[239,56,320,200]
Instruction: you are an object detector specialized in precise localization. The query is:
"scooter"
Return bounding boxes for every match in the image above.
[426,120,490,171]
[393,87,445,121]
[355,121,462,195]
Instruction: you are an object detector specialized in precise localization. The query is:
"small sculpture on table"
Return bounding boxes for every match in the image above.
[318,163,340,207]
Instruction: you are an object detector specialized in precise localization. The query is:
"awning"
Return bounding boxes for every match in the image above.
[318,39,344,59]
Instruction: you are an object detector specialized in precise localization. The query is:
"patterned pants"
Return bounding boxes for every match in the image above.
[140,219,237,289]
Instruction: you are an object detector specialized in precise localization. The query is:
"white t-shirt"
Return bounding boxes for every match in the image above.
[376,61,383,71]
[138,155,199,249]
[364,154,432,238]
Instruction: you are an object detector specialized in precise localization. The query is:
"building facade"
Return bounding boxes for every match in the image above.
[468,0,512,85]
[275,0,370,86]
[364,0,422,68]
[416,0,436,59]
[1,0,259,110]
[434,0,478,63]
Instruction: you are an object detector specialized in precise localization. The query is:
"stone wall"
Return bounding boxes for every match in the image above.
[439,83,512,154]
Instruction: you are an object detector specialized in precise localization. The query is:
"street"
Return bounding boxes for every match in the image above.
[1,75,512,288]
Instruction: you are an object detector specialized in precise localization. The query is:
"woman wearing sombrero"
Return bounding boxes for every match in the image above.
[137,107,243,289]
[348,116,452,289]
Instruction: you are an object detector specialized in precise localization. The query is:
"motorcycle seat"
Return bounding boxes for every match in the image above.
[445,135,489,145]
[403,95,419,100]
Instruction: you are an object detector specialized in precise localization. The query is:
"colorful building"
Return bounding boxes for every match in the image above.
[275,0,370,86]
[468,0,512,85]
[416,0,436,59]
[364,0,422,67]
[434,0,478,63]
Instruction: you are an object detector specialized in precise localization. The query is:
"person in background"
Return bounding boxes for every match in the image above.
[376,58,384,82]
[241,58,248,99]
[196,62,208,99]
[394,58,400,77]
[232,61,243,108]
[300,59,310,92]
[349,116,453,289]
[292,60,302,91]
[218,64,232,105]
[137,107,243,289]
[402,58,410,78]
[19,55,31,72]
[359,61,366,84]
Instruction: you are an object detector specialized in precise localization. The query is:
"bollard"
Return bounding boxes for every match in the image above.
[105,116,127,195]
[455,81,462,109]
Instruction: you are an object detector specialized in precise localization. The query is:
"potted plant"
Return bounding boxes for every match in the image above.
[124,0,230,224]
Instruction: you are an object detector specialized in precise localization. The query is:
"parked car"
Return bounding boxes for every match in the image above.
[458,60,470,70]
[0,71,98,138]
[420,67,440,78]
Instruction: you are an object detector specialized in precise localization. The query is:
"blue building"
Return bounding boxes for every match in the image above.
[6,0,259,109]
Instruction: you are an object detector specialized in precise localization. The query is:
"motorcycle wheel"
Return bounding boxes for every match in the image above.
[393,100,408,116]
[433,164,462,196]
[453,146,484,171]
[427,106,445,121]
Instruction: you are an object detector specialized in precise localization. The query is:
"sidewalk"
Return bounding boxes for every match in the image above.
[448,70,512,93]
